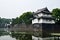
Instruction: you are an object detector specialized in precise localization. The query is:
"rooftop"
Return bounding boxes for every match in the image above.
[34,7,51,14]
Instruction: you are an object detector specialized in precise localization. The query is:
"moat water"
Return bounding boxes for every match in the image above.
[0,35,39,40]
[0,32,56,40]
[0,35,16,40]
[0,35,57,40]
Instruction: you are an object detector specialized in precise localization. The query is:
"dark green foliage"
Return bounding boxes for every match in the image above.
[0,18,11,24]
[19,12,33,24]
[0,17,11,27]
[12,17,19,25]
[0,30,9,36]
[12,12,33,25]
[52,8,60,24]
[11,32,32,40]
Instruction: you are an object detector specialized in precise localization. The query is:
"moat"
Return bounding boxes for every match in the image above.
[0,35,16,40]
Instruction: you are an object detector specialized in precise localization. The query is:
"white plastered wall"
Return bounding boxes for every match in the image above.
[32,19,55,24]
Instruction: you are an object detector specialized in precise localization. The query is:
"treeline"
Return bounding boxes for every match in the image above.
[0,17,11,28]
[12,12,33,25]
[11,8,60,25]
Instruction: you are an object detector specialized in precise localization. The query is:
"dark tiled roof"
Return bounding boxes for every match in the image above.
[34,7,50,14]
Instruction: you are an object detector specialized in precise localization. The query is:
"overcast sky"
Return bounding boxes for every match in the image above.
[0,0,60,19]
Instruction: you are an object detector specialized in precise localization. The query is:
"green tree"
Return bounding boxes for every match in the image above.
[12,17,19,25]
[0,17,11,27]
[19,12,33,24]
[52,8,60,24]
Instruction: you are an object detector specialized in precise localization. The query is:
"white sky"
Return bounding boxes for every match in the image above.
[0,0,60,19]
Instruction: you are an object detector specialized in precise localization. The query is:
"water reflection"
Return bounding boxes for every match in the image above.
[0,32,32,40]
[0,35,16,40]
[11,32,32,40]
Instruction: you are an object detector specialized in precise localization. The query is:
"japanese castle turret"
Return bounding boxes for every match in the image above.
[32,7,55,37]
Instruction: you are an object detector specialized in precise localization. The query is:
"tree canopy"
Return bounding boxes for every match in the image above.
[0,17,11,27]
[19,12,33,24]
[12,12,33,25]
[52,8,60,24]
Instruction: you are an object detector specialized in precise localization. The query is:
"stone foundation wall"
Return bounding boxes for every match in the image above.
[8,23,60,37]
[54,24,60,33]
